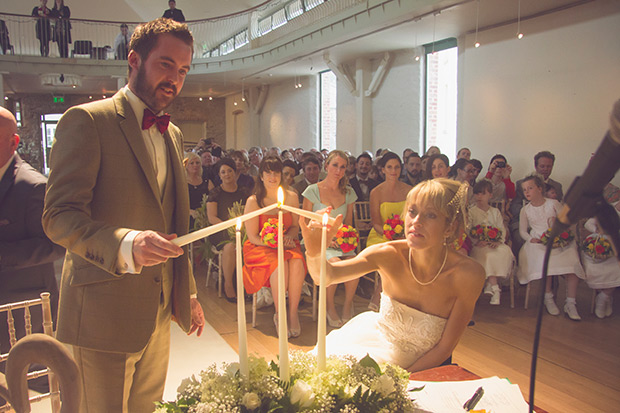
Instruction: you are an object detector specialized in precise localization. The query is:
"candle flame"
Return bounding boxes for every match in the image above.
[277,186,284,206]
[322,212,329,226]
[236,218,242,232]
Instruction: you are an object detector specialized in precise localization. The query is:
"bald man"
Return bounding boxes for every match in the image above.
[0,107,64,394]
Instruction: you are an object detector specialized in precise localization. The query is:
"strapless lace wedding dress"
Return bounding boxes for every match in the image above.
[317,294,447,369]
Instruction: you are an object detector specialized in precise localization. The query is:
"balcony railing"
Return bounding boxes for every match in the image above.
[0,0,362,61]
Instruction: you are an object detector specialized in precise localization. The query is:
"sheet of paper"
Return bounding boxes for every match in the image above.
[408,376,530,413]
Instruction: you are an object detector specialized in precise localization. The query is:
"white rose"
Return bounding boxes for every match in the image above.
[290,379,315,408]
[242,392,261,410]
[225,362,240,377]
[371,374,395,396]
[176,375,195,394]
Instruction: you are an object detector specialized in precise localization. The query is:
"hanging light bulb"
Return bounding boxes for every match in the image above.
[209,96,213,101]
[199,97,203,102]
[474,0,481,48]
[516,0,524,39]
[241,79,246,101]
[234,101,238,106]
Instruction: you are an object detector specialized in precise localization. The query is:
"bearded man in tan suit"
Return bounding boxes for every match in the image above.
[42,18,204,413]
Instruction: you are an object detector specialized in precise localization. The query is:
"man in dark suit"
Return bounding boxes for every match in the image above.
[162,0,186,22]
[293,154,321,203]
[42,19,203,412]
[509,150,564,257]
[349,152,379,202]
[0,106,65,394]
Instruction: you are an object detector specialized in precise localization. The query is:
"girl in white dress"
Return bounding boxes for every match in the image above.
[517,175,585,320]
[301,179,485,372]
[469,180,515,305]
[579,201,620,318]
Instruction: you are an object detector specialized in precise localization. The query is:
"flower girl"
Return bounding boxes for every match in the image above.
[469,180,515,305]
[578,202,620,318]
[517,175,585,320]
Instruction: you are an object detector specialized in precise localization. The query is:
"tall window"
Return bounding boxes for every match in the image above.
[320,70,337,151]
[41,113,62,175]
[424,38,458,160]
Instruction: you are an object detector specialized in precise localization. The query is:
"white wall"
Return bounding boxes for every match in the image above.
[458,2,620,190]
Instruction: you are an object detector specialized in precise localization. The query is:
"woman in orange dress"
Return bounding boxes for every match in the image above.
[242,156,306,338]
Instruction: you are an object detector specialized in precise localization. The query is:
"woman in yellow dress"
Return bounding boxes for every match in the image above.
[365,152,412,309]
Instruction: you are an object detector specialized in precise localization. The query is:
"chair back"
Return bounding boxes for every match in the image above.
[353,201,371,251]
[0,293,60,412]
[71,40,92,57]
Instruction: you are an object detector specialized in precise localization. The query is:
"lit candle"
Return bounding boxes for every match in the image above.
[172,203,277,246]
[236,219,249,377]
[277,187,289,381]
[279,203,337,226]
[317,212,329,370]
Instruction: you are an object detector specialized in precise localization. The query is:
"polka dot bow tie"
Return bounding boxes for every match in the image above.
[142,108,170,134]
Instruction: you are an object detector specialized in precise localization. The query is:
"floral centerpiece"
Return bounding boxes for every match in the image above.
[335,225,359,253]
[540,228,574,248]
[155,351,420,413]
[469,224,502,243]
[260,218,279,248]
[582,234,614,261]
[383,214,404,241]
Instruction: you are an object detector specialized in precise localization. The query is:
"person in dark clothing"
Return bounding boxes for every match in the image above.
[162,0,186,23]
[31,0,52,57]
[50,0,71,58]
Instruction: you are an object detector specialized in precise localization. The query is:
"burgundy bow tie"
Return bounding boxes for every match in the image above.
[142,109,170,134]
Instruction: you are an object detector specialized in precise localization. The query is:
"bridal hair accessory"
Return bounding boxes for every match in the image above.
[446,181,469,226]
[409,245,448,286]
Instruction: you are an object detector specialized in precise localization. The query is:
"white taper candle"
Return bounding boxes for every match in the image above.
[236,219,249,377]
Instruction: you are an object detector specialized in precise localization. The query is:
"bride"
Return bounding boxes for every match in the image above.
[302,178,485,372]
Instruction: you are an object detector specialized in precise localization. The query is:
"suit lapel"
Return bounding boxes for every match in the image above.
[0,156,18,205]
[113,91,161,202]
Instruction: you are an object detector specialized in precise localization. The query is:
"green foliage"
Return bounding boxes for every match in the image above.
[191,193,214,263]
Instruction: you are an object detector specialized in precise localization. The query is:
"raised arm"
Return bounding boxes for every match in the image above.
[301,214,379,285]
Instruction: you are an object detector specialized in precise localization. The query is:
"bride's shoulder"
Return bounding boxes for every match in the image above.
[448,252,485,283]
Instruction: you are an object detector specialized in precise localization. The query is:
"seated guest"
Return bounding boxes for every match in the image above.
[427,154,450,179]
[282,159,299,200]
[365,152,412,310]
[0,107,64,393]
[207,158,251,302]
[400,152,423,187]
[579,210,620,318]
[469,180,515,306]
[457,147,471,160]
[200,149,216,182]
[420,154,430,180]
[484,154,516,205]
[302,150,358,327]
[247,146,262,178]
[346,155,357,180]
[349,152,379,202]
[184,152,209,229]
[425,145,441,157]
[281,149,295,162]
[231,150,255,192]
[517,174,584,320]
[469,159,483,185]
[293,154,321,202]
[302,179,484,371]
[450,158,475,205]
[113,23,130,60]
[243,157,305,338]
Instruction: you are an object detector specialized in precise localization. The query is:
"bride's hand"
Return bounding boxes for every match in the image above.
[300,211,343,256]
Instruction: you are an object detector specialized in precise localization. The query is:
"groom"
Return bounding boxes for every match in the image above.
[43,18,204,412]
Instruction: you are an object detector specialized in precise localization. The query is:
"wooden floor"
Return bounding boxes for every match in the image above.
[194,263,620,413]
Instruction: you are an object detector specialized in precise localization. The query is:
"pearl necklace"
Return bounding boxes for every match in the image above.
[408,246,448,286]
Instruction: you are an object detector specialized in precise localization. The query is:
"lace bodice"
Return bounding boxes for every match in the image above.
[377,294,447,363]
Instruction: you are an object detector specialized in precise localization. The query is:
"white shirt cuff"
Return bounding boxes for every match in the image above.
[117,230,142,274]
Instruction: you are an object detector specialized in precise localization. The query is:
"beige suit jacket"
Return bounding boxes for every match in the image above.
[42,89,196,354]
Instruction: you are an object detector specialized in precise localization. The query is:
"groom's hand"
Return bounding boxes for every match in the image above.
[132,230,183,267]
[188,297,205,337]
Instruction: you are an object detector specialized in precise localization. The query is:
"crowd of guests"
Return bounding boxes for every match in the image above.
[184,138,620,337]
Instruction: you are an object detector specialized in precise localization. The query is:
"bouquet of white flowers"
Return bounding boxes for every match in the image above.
[155,351,420,412]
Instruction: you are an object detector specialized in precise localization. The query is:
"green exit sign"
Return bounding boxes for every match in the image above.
[53,96,64,103]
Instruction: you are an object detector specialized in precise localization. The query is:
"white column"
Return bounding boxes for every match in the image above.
[355,58,372,154]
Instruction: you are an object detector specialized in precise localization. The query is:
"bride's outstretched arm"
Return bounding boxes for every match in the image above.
[300,214,379,286]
